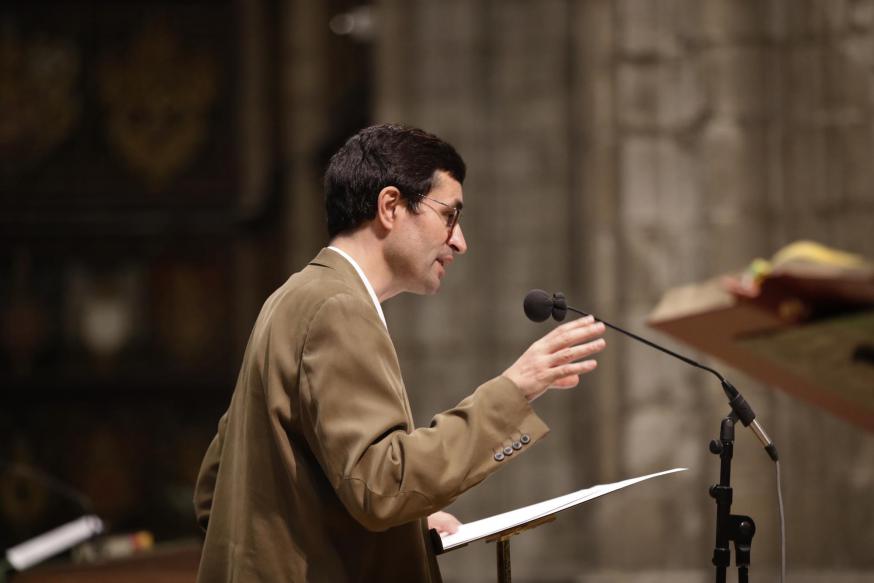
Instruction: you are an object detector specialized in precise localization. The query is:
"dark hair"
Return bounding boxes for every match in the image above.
[324,124,466,238]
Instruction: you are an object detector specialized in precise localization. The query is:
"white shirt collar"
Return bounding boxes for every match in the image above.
[326,246,387,329]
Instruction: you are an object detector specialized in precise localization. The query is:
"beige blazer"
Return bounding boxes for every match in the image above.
[194,248,549,582]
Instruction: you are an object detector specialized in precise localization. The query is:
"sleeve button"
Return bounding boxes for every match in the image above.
[520,434,531,444]
[502,446,514,456]
[494,452,505,462]
[512,441,522,450]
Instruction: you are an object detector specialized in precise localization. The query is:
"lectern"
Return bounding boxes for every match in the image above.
[430,468,686,583]
[648,256,874,431]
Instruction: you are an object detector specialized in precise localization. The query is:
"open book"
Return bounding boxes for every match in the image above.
[433,467,687,554]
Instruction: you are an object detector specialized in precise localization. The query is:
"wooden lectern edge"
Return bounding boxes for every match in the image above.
[484,514,557,544]
[648,308,874,432]
[430,514,558,556]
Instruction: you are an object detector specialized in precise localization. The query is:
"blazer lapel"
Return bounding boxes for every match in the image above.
[309,248,417,426]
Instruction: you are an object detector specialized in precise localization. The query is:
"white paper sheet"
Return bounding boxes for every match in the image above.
[438,467,687,552]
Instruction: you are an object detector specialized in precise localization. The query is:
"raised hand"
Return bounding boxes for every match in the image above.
[503,316,606,401]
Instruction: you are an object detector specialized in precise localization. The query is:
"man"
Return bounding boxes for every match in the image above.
[194,124,606,582]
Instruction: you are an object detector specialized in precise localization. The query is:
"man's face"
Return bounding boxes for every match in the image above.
[387,170,468,295]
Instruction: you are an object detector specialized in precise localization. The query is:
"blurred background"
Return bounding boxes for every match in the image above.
[1,0,873,582]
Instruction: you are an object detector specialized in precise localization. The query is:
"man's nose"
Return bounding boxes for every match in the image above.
[449,223,467,254]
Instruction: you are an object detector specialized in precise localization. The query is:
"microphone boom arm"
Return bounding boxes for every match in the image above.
[565,306,727,383]
[560,301,778,462]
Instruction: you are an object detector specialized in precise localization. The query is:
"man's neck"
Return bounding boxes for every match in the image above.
[329,232,399,302]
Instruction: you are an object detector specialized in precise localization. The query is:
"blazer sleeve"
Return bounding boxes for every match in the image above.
[193,412,228,532]
[297,292,549,532]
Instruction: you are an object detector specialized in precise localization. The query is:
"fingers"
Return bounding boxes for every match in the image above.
[428,511,461,535]
[504,315,608,401]
[549,359,598,389]
[542,317,606,354]
[527,359,598,401]
[544,358,598,387]
[548,338,606,367]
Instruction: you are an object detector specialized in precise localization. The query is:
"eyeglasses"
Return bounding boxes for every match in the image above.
[412,193,462,233]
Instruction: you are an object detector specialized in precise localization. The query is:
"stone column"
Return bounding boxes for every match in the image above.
[374,0,874,581]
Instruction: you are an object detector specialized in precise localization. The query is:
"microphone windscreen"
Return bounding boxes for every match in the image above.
[523,289,554,322]
[551,292,567,322]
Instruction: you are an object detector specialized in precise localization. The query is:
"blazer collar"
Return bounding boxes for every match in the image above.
[309,248,387,328]
[309,247,363,286]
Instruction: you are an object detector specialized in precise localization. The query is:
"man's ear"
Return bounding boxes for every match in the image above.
[376,186,403,232]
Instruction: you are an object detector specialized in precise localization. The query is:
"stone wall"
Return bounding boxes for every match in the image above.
[376,0,874,581]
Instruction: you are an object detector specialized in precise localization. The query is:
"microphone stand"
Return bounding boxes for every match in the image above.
[710,412,756,583]
[530,292,777,583]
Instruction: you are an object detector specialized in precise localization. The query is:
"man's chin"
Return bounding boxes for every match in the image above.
[403,279,441,296]
[403,266,444,295]
[422,280,442,295]
[421,264,445,294]
[422,274,443,295]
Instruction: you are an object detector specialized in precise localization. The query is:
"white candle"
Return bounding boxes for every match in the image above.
[6,515,104,571]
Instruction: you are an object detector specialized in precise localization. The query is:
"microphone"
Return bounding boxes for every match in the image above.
[523,289,779,462]
[523,289,566,322]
